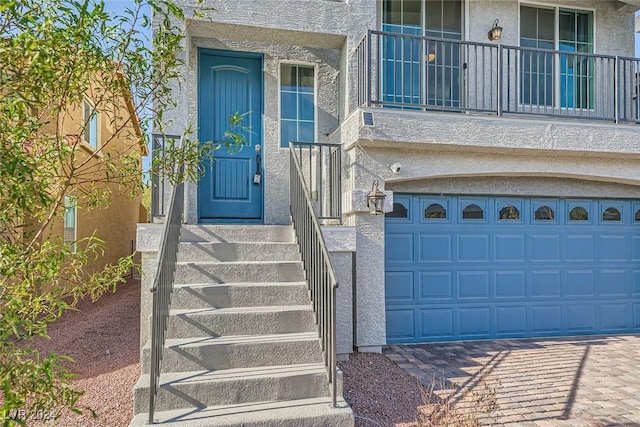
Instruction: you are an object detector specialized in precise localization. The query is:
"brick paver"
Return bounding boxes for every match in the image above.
[384,335,640,426]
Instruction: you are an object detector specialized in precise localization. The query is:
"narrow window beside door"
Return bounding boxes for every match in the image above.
[280,64,315,147]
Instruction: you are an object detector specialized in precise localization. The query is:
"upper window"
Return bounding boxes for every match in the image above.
[383,0,421,33]
[382,0,461,37]
[424,203,446,219]
[462,204,483,220]
[64,196,77,254]
[83,100,98,149]
[381,0,462,108]
[280,64,315,147]
[520,6,594,109]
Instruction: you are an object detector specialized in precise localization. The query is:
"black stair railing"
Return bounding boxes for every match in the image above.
[290,142,342,222]
[289,142,340,408]
[148,137,185,424]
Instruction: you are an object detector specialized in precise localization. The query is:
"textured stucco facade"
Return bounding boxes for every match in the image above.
[41,84,146,277]
[152,0,640,351]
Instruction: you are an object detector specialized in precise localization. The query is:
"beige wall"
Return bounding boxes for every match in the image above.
[41,79,146,277]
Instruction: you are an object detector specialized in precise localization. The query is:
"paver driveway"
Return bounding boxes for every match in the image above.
[384,335,640,426]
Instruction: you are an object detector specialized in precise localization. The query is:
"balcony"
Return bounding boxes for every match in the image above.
[355,30,640,124]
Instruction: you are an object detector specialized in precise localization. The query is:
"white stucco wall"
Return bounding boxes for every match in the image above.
[322,226,357,357]
[388,176,640,199]
[468,0,636,56]
[355,108,640,157]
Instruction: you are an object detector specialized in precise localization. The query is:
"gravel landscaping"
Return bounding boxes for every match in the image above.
[30,277,141,427]
[339,352,424,427]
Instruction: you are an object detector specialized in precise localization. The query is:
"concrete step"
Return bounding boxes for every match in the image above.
[133,363,329,413]
[174,261,304,284]
[171,282,310,310]
[180,225,294,243]
[166,306,315,338]
[177,241,300,262]
[129,397,354,427]
[141,332,323,373]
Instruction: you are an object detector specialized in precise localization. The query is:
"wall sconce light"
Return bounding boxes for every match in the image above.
[425,50,436,62]
[367,180,386,215]
[488,19,503,41]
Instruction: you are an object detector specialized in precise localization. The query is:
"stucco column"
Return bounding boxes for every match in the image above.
[322,226,357,358]
[354,212,386,352]
[135,223,164,360]
[343,188,393,353]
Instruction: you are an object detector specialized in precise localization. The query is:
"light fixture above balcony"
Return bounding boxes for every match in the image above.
[425,49,436,63]
[488,19,503,41]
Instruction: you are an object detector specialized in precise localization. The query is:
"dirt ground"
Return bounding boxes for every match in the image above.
[29,277,141,427]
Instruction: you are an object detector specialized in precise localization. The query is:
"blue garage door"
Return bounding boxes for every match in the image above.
[385,195,640,343]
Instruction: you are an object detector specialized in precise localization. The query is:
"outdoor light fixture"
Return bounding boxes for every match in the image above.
[367,180,386,215]
[488,19,503,41]
[425,49,436,62]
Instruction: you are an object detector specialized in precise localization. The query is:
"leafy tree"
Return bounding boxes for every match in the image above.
[0,1,244,424]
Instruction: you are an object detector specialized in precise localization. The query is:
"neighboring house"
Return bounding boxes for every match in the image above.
[40,76,147,276]
[134,0,640,424]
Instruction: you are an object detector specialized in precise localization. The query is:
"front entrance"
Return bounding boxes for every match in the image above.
[197,50,263,222]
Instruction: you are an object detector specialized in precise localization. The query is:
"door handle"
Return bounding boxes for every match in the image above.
[254,154,261,185]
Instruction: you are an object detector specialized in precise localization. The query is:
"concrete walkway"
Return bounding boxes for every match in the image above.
[384,335,640,426]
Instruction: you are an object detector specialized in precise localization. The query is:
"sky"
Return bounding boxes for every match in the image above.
[103,1,153,172]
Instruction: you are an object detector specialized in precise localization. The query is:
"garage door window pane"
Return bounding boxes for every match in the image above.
[387,202,408,219]
[425,203,446,219]
[603,207,621,222]
[499,205,520,220]
[569,206,589,221]
[535,206,555,221]
[635,209,640,222]
[462,204,483,220]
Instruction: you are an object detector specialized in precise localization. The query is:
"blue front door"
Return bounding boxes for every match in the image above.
[385,195,640,343]
[198,50,263,221]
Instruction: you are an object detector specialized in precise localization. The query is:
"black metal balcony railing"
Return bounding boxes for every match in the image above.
[289,142,339,409]
[356,30,640,123]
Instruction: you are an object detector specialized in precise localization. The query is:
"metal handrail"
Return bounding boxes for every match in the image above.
[151,134,182,219]
[289,142,339,408]
[290,142,342,223]
[148,138,185,424]
[356,29,640,123]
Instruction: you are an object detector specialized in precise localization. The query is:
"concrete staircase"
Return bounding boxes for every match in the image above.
[130,225,354,427]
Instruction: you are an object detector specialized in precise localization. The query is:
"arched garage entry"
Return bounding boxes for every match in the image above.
[385,194,640,343]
